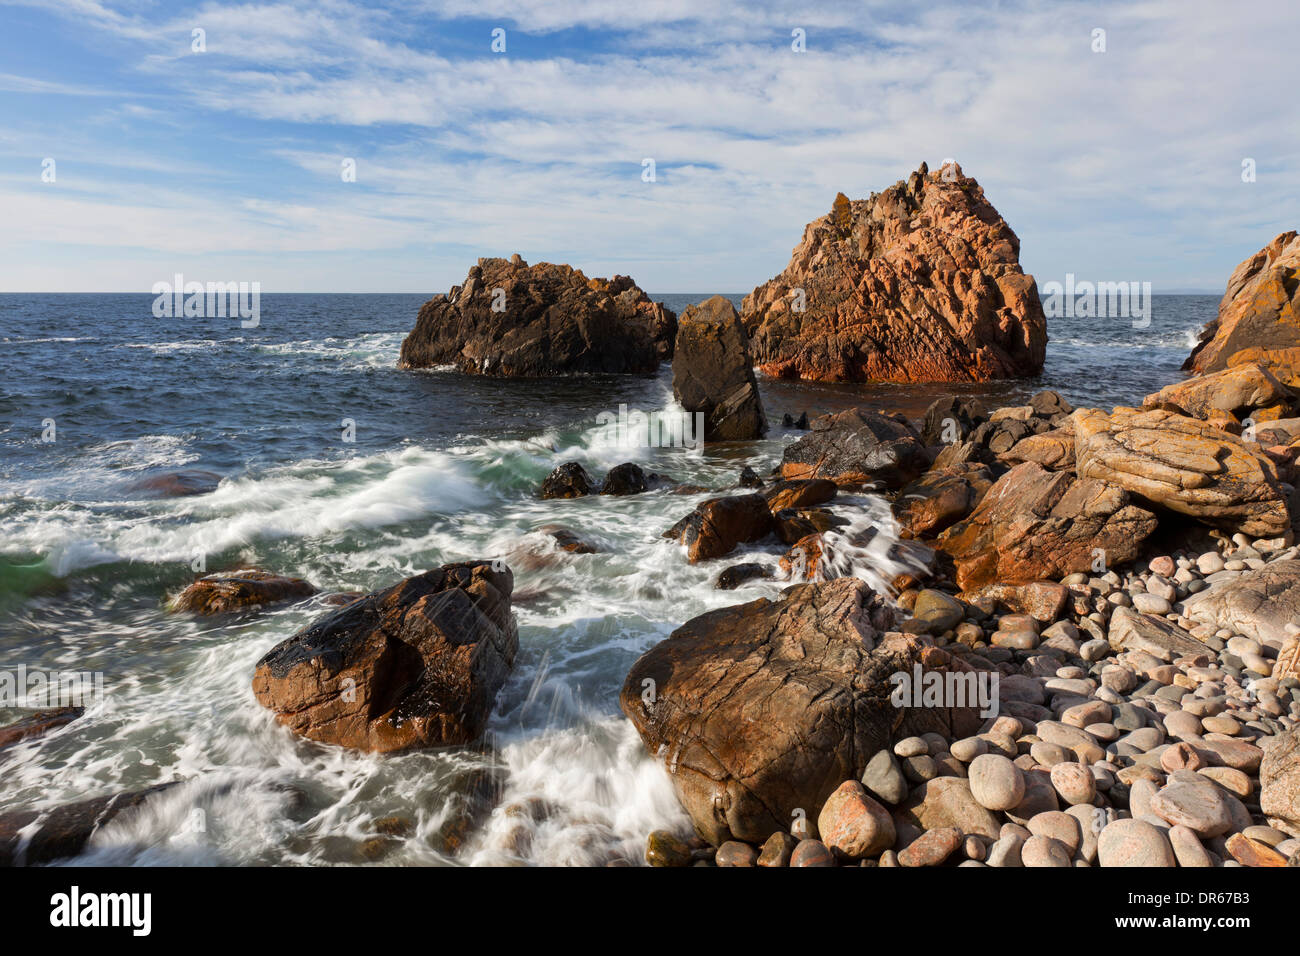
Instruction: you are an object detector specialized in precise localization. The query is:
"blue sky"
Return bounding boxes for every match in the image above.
[0,0,1296,293]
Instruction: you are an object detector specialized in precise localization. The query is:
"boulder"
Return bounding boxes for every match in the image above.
[1108,606,1211,661]
[1181,560,1300,648]
[894,464,994,538]
[780,407,929,489]
[936,461,1158,591]
[999,427,1075,471]
[1073,406,1290,536]
[667,494,774,563]
[252,562,516,753]
[619,578,982,845]
[1184,231,1300,374]
[539,461,595,499]
[0,783,177,866]
[920,396,986,446]
[741,162,1047,383]
[398,256,675,375]
[670,295,767,440]
[599,462,648,496]
[761,478,837,512]
[171,570,316,615]
[1145,364,1295,422]
[1261,729,1300,838]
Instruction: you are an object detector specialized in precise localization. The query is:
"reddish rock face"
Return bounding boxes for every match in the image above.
[1185,231,1300,375]
[935,461,1159,591]
[742,161,1047,383]
[252,562,516,753]
[398,255,675,375]
[171,570,316,615]
[670,494,774,563]
[619,578,982,845]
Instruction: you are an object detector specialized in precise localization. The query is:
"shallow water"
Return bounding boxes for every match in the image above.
[0,292,1215,865]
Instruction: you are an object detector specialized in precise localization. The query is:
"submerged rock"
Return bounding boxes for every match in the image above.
[171,570,316,615]
[0,783,177,866]
[126,469,222,497]
[252,562,516,753]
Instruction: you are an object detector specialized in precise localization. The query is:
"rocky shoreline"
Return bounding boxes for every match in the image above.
[4,168,1299,870]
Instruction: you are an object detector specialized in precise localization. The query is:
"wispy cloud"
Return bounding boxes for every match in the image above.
[0,0,1295,292]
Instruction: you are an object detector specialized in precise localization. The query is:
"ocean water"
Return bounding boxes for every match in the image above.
[0,292,1216,866]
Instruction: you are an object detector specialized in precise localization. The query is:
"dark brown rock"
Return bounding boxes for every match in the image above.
[619,578,982,845]
[539,461,595,499]
[398,256,675,375]
[780,407,929,489]
[671,295,766,440]
[126,469,222,497]
[599,462,648,496]
[251,562,516,753]
[0,707,83,750]
[0,783,177,866]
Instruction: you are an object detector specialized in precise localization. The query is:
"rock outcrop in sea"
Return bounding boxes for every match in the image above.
[398,255,676,375]
[741,161,1048,383]
[670,295,766,440]
[1185,231,1300,379]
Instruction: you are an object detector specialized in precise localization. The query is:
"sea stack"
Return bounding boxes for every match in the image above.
[398,255,676,375]
[742,161,1047,383]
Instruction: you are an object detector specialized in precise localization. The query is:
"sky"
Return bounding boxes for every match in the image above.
[0,0,1295,294]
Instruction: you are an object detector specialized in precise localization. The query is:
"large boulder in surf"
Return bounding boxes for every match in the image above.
[741,161,1047,383]
[252,562,517,753]
[398,255,676,375]
[619,577,983,845]
[779,407,929,489]
[1184,231,1300,375]
[665,494,774,563]
[671,296,767,440]
[171,569,316,615]
[893,463,995,539]
[936,461,1158,592]
[1072,406,1291,536]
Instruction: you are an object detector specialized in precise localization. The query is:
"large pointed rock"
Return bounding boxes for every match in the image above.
[671,295,766,440]
[1072,406,1290,536]
[619,578,983,845]
[252,562,517,753]
[1185,231,1300,374]
[741,161,1046,383]
[398,255,675,375]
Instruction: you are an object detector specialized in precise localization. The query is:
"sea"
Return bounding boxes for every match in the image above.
[0,292,1217,865]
